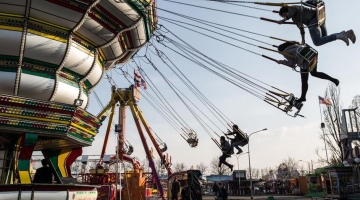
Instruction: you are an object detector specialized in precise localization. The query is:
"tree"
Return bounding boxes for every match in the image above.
[315,84,343,166]
[155,158,166,176]
[209,156,232,175]
[349,95,360,146]
[350,95,360,117]
[173,162,187,172]
[196,162,208,175]
[282,157,300,173]
[246,168,260,179]
[259,167,275,180]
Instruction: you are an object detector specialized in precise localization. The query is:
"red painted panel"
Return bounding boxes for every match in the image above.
[88,13,116,34]
[65,148,82,177]
[18,146,34,160]
[96,185,110,200]
[46,0,86,13]
[96,5,126,28]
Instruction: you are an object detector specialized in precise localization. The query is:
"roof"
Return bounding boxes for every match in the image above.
[206,175,233,182]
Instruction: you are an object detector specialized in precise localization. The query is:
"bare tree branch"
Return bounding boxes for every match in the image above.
[209,157,232,175]
[318,85,343,165]
[195,162,208,175]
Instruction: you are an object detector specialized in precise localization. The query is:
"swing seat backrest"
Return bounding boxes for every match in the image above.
[297,44,318,72]
[316,2,326,26]
[234,129,248,146]
[303,1,325,26]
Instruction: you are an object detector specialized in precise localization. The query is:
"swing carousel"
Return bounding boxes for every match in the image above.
[0,0,333,199]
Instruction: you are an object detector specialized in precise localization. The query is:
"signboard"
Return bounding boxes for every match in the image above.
[69,190,97,200]
[235,172,245,178]
[96,185,110,200]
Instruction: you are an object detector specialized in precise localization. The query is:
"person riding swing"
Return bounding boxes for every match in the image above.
[218,136,233,172]
[276,42,339,104]
[224,124,247,155]
[278,1,356,46]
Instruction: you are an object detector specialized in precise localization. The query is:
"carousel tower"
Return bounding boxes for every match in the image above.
[0,0,156,189]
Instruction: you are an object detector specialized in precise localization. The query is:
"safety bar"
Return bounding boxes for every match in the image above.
[260,17,296,24]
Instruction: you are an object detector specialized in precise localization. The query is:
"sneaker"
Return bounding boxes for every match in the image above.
[294,100,303,110]
[229,165,233,172]
[346,30,356,44]
[337,31,349,46]
[333,79,340,86]
[297,97,306,102]
[236,150,243,154]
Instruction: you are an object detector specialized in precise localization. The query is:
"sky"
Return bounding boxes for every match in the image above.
[82,0,360,174]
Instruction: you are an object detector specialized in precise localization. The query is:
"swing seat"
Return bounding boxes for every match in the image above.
[284,94,303,113]
[316,2,326,26]
[160,143,167,153]
[297,44,318,72]
[187,137,198,147]
[126,145,134,155]
[304,0,325,26]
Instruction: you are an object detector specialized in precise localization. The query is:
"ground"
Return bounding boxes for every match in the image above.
[202,194,313,200]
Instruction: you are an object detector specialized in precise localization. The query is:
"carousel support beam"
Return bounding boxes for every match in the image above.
[117,104,126,159]
[15,133,38,184]
[129,103,164,199]
[42,147,82,184]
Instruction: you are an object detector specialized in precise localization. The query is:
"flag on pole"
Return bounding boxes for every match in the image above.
[134,70,147,89]
[133,77,140,87]
[134,70,141,79]
[318,96,332,106]
[141,78,147,90]
[134,70,141,87]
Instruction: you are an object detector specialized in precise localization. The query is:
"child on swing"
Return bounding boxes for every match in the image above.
[277,42,339,103]
[278,3,356,46]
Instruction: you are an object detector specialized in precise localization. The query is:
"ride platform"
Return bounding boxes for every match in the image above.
[0,184,98,200]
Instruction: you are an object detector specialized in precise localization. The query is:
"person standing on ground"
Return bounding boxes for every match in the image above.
[33,159,53,184]
[216,183,228,200]
[171,177,181,200]
[213,182,219,197]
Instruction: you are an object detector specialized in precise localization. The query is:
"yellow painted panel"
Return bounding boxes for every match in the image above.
[0,12,23,18]
[58,149,71,177]
[71,123,96,136]
[96,59,103,69]
[29,17,69,31]
[18,171,31,184]
[0,113,69,125]
[0,25,23,32]
[28,29,67,43]
[13,137,22,172]
[98,49,106,61]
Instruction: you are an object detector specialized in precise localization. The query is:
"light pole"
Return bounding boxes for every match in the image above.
[299,160,314,173]
[247,128,267,199]
[235,154,241,196]
[235,152,248,196]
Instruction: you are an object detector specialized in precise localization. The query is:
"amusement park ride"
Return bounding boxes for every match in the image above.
[0,0,332,199]
[0,0,158,199]
[84,85,174,199]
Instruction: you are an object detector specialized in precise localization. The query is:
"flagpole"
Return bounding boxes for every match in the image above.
[318,97,330,164]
